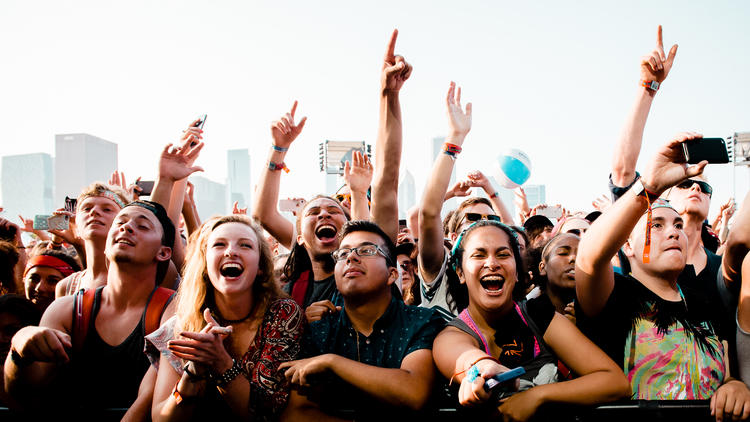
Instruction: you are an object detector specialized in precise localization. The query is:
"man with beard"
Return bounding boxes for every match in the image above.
[4,200,175,418]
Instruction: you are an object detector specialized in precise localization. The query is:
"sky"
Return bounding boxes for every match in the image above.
[0,0,748,220]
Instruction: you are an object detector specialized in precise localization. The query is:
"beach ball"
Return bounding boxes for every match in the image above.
[494,149,532,189]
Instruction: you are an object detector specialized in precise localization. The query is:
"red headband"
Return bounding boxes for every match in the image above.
[23,255,76,279]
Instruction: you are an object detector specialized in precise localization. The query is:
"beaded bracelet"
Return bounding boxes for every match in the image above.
[271,144,289,152]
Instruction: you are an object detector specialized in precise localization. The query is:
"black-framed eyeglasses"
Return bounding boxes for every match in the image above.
[675,180,713,196]
[332,244,391,264]
[462,213,502,224]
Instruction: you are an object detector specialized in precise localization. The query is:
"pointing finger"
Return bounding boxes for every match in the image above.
[656,25,664,53]
[384,29,398,62]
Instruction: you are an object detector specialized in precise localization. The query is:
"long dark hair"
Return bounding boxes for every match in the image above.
[283,195,349,283]
[448,220,528,307]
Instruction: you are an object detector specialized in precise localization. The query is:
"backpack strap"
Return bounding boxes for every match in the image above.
[144,287,175,336]
[72,287,97,355]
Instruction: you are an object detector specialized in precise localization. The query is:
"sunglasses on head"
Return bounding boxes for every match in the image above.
[675,180,712,196]
[463,213,502,223]
[335,193,351,203]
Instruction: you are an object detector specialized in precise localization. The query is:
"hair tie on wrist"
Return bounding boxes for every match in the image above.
[271,144,289,152]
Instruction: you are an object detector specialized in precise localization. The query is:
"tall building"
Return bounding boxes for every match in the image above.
[398,169,416,218]
[54,133,118,204]
[227,149,251,212]
[190,175,227,219]
[524,184,546,208]
[431,136,457,217]
[1,153,54,218]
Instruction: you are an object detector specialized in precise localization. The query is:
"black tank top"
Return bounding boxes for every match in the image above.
[71,286,151,409]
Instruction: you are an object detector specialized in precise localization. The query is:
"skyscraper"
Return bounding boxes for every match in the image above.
[54,133,118,205]
[1,153,54,218]
[398,169,416,218]
[524,184,546,208]
[227,149,251,213]
[190,175,227,219]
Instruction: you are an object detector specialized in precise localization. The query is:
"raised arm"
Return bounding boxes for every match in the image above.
[418,82,472,282]
[465,170,514,224]
[611,25,678,187]
[251,101,307,249]
[151,139,205,269]
[343,151,373,221]
[577,132,707,316]
[371,29,412,241]
[723,191,750,289]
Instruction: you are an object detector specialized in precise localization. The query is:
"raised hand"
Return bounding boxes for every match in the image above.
[446,82,472,142]
[640,25,678,85]
[445,180,472,200]
[514,188,530,217]
[158,142,204,182]
[592,194,612,212]
[465,170,492,191]
[381,29,412,93]
[271,101,307,150]
[232,201,247,215]
[181,119,204,149]
[17,215,34,233]
[343,151,373,194]
[642,132,707,195]
[48,209,82,247]
[721,198,736,221]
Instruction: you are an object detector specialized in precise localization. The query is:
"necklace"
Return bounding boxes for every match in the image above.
[212,306,254,325]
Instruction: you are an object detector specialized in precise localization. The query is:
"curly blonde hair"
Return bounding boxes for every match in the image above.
[175,215,281,333]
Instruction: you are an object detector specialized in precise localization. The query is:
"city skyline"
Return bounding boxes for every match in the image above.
[0,2,748,222]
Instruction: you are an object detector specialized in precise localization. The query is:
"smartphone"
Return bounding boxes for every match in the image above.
[136,180,155,196]
[193,114,207,129]
[33,215,50,230]
[279,199,304,213]
[65,196,78,213]
[47,214,70,231]
[189,114,207,146]
[537,206,563,219]
[398,219,407,230]
[682,138,730,164]
[484,367,525,392]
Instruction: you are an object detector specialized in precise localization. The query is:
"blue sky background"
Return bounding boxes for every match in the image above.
[1,0,748,218]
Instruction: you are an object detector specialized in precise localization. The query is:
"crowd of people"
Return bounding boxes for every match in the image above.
[0,26,748,421]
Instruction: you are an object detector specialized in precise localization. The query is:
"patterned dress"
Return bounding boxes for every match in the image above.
[146,297,304,421]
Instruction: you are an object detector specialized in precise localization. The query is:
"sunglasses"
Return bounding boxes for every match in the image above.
[462,213,502,223]
[675,180,712,196]
[335,193,351,203]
